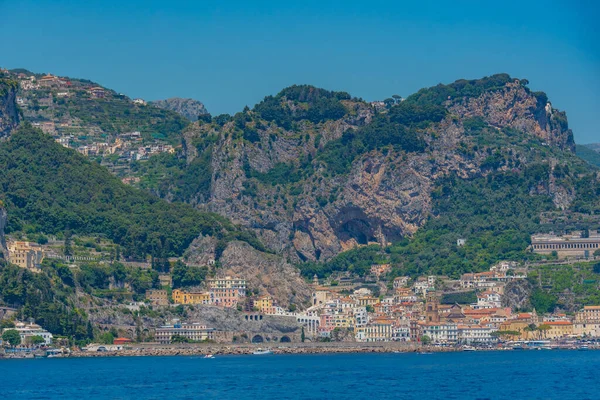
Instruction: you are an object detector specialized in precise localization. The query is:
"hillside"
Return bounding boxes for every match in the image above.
[129,75,598,278]
[0,124,265,260]
[150,97,209,121]
[4,69,191,177]
[576,144,600,167]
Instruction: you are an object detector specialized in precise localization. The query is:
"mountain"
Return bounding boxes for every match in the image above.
[3,69,191,177]
[586,143,600,152]
[150,97,209,121]
[576,144,600,167]
[133,75,598,276]
[2,71,599,282]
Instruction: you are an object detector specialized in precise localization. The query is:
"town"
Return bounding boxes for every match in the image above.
[2,230,600,356]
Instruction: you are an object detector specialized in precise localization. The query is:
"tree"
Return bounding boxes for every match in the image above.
[420,335,432,345]
[2,329,21,347]
[523,323,537,339]
[383,98,395,109]
[28,335,46,346]
[99,332,114,344]
[537,324,551,339]
[171,334,191,343]
[64,229,73,256]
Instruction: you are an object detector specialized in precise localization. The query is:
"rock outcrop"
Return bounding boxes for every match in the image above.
[0,75,19,138]
[180,76,577,262]
[502,279,532,310]
[0,206,7,259]
[150,97,209,121]
[185,238,312,307]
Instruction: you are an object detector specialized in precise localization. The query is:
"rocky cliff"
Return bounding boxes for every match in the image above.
[0,74,19,138]
[185,238,313,307]
[176,75,578,262]
[0,206,7,259]
[151,97,209,121]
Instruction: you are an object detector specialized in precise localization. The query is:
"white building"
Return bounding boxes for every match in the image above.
[155,321,215,344]
[457,324,497,344]
[4,322,53,345]
[421,323,458,343]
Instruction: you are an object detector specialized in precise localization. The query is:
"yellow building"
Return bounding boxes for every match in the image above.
[574,306,600,336]
[254,295,273,313]
[7,241,44,271]
[172,289,210,305]
[334,314,355,328]
[541,321,573,339]
[358,296,379,307]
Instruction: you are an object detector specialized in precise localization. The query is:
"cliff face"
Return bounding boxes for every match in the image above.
[448,81,575,151]
[151,97,209,121]
[0,76,19,138]
[185,237,312,307]
[180,76,577,262]
[0,207,7,258]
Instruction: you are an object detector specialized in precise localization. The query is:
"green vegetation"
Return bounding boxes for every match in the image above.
[0,259,92,343]
[576,145,600,167]
[2,329,21,347]
[527,262,600,311]
[300,245,386,278]
[0,72,19,96]
[441,291,477,304]
[63,97,189,145]
[73,261,159,300]
[171,261,208,288]
[387,168,556,277]
[0,124,263,259]
[317,101,440,175]
[405,73,515,106]
[254,85,351,129]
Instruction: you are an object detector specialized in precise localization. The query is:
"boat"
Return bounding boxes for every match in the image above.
[203,354,215,359]
[462,346,476,352]
[578,345,589,351]
[253,348,273,355]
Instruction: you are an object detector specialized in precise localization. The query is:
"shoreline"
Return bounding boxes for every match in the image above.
[4,342,596,359]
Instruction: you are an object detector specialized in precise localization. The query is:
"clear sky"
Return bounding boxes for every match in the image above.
[1,0,598,143]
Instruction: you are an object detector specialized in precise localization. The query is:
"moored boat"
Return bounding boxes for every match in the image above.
[253,348,273,355]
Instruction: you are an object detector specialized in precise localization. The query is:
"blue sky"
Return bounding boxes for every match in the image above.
[1,0,598,143]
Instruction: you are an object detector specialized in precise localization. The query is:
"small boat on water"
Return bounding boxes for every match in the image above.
[462,346,476,352]
[253,348,273,355]
[578,345,589,351]
[203,354,215,359]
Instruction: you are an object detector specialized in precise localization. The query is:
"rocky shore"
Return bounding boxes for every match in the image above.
[69,342,454,358]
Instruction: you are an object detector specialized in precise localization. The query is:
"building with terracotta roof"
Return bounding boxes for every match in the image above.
[540,321,573,339]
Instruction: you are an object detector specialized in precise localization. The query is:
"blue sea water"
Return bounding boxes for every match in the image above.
[1,351,599,399]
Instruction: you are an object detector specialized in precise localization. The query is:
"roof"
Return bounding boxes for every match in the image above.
[543,321,572,326]
[584,306,600,310]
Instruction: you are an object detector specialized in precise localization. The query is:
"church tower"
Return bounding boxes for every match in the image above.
[425,291,440,323]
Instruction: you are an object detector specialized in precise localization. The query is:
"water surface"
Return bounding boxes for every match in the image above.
[1,351,598,399]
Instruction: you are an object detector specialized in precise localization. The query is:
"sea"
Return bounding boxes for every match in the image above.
[1,351,599,399]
